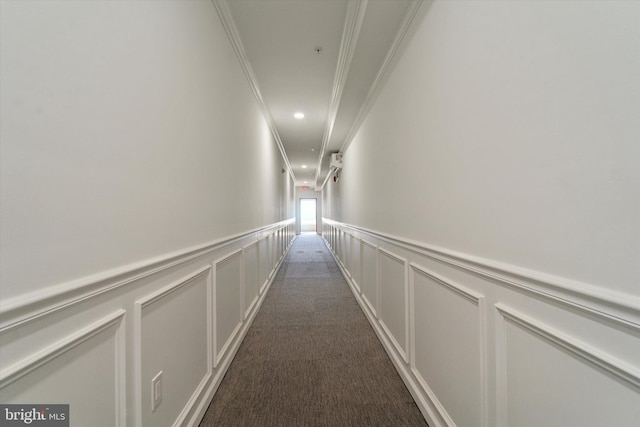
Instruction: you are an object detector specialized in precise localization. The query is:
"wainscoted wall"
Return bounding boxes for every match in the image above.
[0,220,295,427]
[323,218,640,427]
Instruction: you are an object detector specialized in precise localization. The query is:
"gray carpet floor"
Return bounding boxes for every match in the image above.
[199,233,428,427]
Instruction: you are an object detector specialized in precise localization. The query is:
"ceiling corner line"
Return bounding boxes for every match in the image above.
[313,0,368,189]
[212,0,296,183]
[338,0,425,157]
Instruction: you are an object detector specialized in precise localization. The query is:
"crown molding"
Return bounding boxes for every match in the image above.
[320,0,426,190]
[212,0,295,183]
[314,0,368,189]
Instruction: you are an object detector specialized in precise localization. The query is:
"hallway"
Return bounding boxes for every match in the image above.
[200,234,427,426]
[1,1,638,426]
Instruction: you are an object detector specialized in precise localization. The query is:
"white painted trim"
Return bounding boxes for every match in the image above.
[212,250,244,369]
[409,263,488,427]
[379,319,408,365]
[1,219,295,332]
[0,309,125,388]
[0,310,127,424]
[361,239,379,318]
[357,238,364,293]
[494,304,508,427]
[496,303,640,389]
[244,294,259,321]
[115,310,127,427]
[322,218,640,331]
[313,0,368,189]
[328,242,443,427]
[211,0,295,183]
[138,266,212,310]
[134,266,212,427]
[173,371,213,427]
[243,239,259,318]
[214,322,243,370]
[321,0,426,189]
[409,364,456,427]
[344,233,352,279]
[242,242,259,320]
[189,231,294,426]
[361,294,377,319]
[259,236,270,295]
[378,247,409,364]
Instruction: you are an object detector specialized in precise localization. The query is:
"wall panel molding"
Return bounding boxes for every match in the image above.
[360,239,379,318]
[134,266,212,427]
[0,310,127,426]
[243,241,260,320]
[324,229,445,427]
[378,247,409,364]
[0,309,126,389]
[410,263,487,427]
[495,303,640,427]
[336,0,426,159]
[323,218,640,427]
[322,218,640,331]
[186,229,294,427]
[173,371,213,427]
[495,303,640,389]
[212,0,295,182]
[0,219,295,333]
[0,220,294,427]
[213,250,244,369]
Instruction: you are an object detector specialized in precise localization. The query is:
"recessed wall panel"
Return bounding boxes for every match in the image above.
[350,237,362,291]
[344,233,351,276]
[259,237,270,291]
[214,251,243,364]
[411,265,484,427]
[498,306,640,427]
[244,243,259,318]
[1,312,125,427]
[362,241,378,314]
[140,269,210,426]
[378,249,408,361]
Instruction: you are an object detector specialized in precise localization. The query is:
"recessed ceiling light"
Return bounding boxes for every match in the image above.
[301,165,307,168]
[294,112,304,119]
[304,181,308,184]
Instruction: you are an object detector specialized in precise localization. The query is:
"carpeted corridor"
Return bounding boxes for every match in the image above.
[199,233,428,426]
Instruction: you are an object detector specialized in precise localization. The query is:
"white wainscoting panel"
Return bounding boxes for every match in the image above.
[411,264,486,427]
[269,233,277,277]
[378,248,409,363]
[0,220,294,427]
[0,310,126,427]
[495,304,640,427]
[344,233,352,279]
[349,235,361,292]
[136,266,211,427]
[322,218,640,427]
[213,250,243,368]
[243,242,259,320]
[361,240,378,317]
[259,236,270,294]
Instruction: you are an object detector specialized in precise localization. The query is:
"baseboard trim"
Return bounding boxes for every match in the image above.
[324,237,444,427]
[187,234,293,426]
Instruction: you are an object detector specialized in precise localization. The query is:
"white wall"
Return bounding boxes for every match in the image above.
[323,1,640,426]
[0,0,291,300]
[0,1,295,426]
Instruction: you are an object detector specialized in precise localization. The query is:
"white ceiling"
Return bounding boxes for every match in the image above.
[214,0,424,189]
